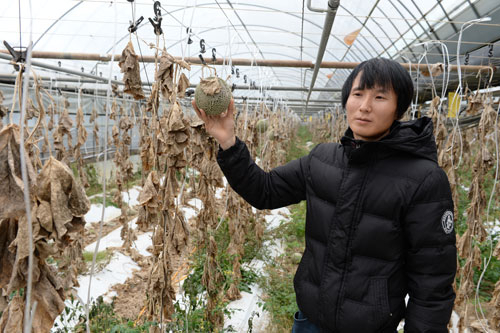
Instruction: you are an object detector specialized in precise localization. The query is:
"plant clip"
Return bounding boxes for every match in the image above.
[128,16,144,33]
[211,48,217,62]
[148,16,163,35]
[185,88,195,97]
[148,1,163,35]
[200,39,206,54]
[231,66,235,75]
[199,54,206,65]
[243,74,247,83]
[235,68,240,78]
[231,83,236,92]
[488,44,494,58]
[464,51,470,65]
[3,40,27,71]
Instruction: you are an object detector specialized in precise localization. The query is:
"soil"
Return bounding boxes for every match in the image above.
[83,212,136,247]
[109,216,199,322]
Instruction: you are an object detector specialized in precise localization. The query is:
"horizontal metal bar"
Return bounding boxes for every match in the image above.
[0,73,339,92]
[1,50,494,72]
[0,52,123,85]
[232,96,340,103]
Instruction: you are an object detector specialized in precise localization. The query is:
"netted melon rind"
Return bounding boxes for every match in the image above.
[194,77,232,115]
[256,119,268,133]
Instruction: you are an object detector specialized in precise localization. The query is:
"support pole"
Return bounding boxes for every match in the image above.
[305,0,341,108]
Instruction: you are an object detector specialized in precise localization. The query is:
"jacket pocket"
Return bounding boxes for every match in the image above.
[337,278,391,333]
[368,277,392,331]
[294,249,311,313]
[294,249,310,288]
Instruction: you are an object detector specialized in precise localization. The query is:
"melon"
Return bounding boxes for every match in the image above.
[291,252,302,264]
[194,77,232,115]
[267,129,275,141]
[256,119,268,133]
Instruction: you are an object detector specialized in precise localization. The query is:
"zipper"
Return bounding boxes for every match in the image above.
[334,161,371,330]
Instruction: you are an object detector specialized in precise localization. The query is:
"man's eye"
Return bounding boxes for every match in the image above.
[376,96,385,99]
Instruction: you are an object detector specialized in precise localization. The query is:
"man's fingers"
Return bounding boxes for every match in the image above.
[192,100,207,121]
[224,99,235,119]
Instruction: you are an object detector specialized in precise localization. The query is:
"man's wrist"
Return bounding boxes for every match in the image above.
[220,136,236,150]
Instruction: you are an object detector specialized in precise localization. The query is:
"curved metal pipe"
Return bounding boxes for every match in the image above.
[305,0,340,108]
[33,1,83,48]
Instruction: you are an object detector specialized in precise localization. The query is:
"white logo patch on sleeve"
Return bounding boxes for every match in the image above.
[441,210,454,234]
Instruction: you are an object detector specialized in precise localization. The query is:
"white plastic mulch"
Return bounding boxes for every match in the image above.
[84,204,121,225]
[54,184,470,332]
[121,186,142,207]
[224,207,290,332]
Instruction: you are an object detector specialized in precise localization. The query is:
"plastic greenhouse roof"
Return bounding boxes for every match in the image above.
[1,0,499,104]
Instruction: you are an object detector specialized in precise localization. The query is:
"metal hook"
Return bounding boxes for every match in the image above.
[211,48,217,62]
[186,27,193,44]
[148,1,162,35]
[199,54,206,65]
[153,1,162,18]
[200,39,206,53]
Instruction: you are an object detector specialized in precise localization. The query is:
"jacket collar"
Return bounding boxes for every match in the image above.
[340,117,437,163]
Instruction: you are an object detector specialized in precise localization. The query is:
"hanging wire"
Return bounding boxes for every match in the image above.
[19,0,37,331]
[85,2,117,333]
[411,45,428,120]
[474,99,500,333]
[414,41,451,105]
[186,0,198,80]
[18,0,22,48]
[449,17,491,173]
[300,0,305,102]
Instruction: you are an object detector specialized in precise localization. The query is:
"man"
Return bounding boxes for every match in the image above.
[193,58,456,332]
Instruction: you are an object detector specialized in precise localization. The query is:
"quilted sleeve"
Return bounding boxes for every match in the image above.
[217,137,308,209]
[402,167,457,332]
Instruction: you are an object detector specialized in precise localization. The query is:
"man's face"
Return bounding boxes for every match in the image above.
[346,73,398,142]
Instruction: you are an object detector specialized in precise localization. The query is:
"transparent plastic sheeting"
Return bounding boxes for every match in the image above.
[0,0,489,101]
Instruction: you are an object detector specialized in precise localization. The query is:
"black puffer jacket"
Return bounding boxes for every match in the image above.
[217,117,456,332]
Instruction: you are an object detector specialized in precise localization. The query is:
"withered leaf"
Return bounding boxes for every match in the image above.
[199,77,221,95]
[119,41,145,100]
[177,73,190,98]
[0,124,37,219]
[138,171,159,209]
[156,50,175,99]
[0,295,23,332]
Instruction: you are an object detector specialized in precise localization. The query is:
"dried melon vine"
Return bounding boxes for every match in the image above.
[138,41,193,327]
[454,97,499,331]
[0,124,89,332]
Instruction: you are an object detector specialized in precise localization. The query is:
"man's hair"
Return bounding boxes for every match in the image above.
[341,58,414,119]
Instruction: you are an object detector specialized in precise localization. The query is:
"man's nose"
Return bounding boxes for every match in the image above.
[359,96,372,112]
